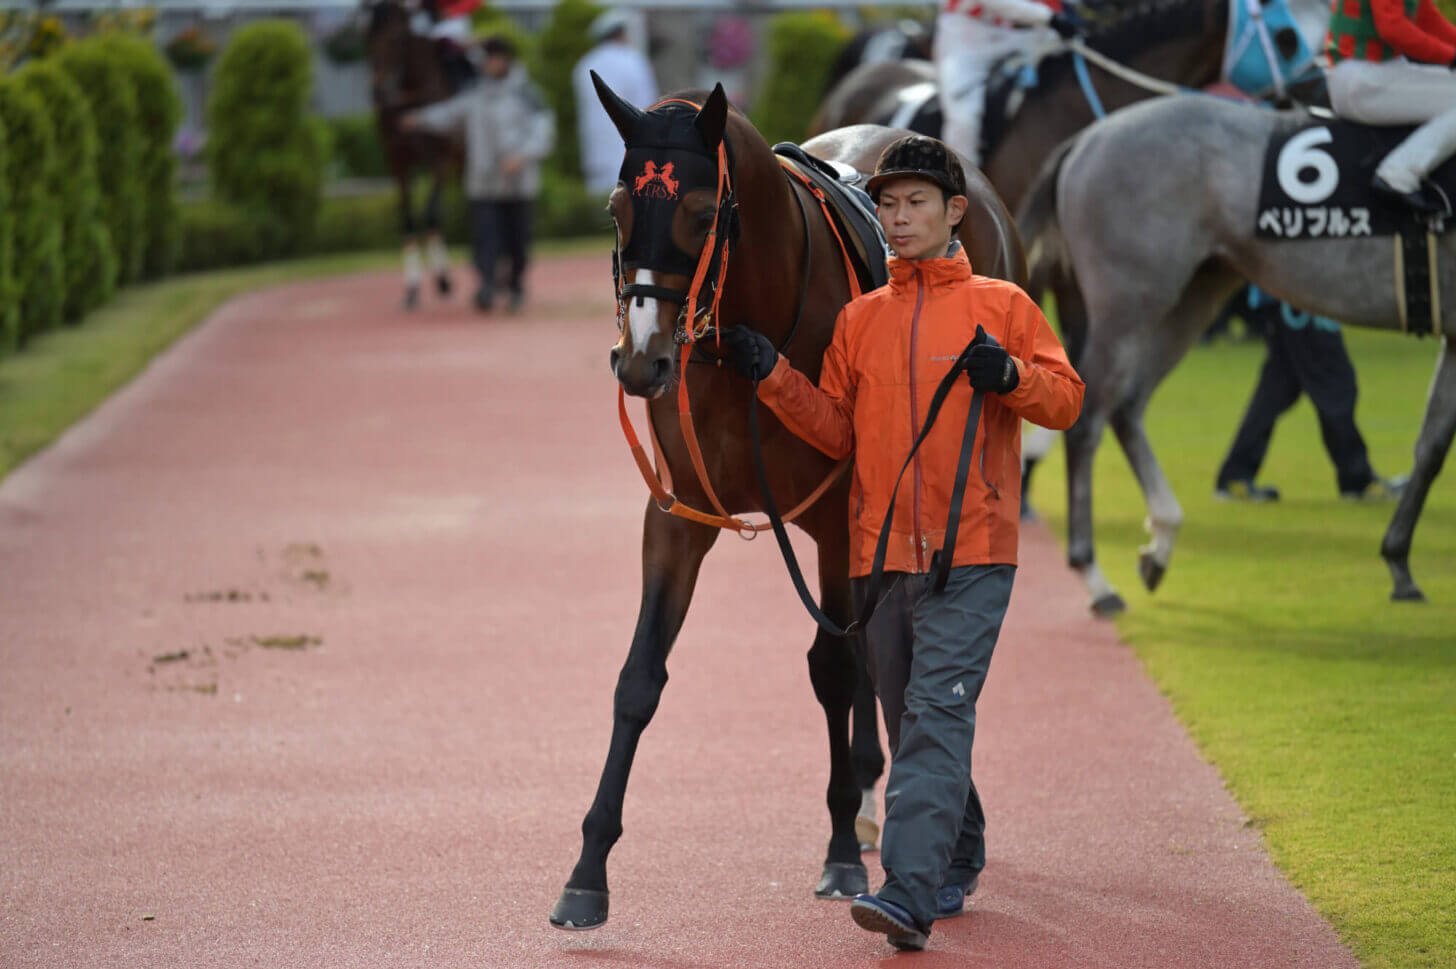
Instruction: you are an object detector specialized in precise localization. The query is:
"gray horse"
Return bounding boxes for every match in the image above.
[1019,94,1455,611]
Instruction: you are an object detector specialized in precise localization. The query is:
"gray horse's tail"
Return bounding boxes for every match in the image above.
[1017,135,1088,366]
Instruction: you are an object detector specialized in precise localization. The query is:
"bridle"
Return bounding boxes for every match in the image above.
[610,98,737,348]
[612,97,848,537]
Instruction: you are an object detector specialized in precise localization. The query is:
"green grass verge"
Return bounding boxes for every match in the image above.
[1031,327,1456,969]
[0,238,611,482]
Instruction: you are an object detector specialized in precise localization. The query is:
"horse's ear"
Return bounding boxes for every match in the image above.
[592,70,644,144]
[694,83,729,150]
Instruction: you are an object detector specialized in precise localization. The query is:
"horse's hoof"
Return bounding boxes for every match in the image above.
[436,273,452,297]
[1091,592,1126,618]
[403,285,420,311]
[815,862,868,900]
[1137,550,1166,593]
[1391,582,1426,603]
[549,888,609,930]
[855,814,879,852]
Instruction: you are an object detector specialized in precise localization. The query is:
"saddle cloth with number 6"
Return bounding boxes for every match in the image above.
[1256,113,1456,240]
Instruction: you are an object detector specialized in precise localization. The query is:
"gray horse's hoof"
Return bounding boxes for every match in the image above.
[1091,592,1126,618]
[1138,551,1166,592]
[549,888,609,930]
[436,273,453,297]
[403,284,420,311]
[1391,582,1426,602]
[815,862,869,900]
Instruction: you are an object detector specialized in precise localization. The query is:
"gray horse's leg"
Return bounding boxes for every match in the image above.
[423,175,452,297]
[1109,400,1183,593]
[809,529,870,898]
[550,503,719,930]
[1066,407,1124,616]
[1381,338,1456,602]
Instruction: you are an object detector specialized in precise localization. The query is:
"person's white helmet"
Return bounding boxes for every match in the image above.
[589,9,632,43]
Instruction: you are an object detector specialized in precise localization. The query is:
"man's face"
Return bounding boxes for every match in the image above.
[484,53,511,78]
[876,176,967,261]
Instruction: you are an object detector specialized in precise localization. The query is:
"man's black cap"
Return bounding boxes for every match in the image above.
[482,34,517,58]
[866,135,967,202]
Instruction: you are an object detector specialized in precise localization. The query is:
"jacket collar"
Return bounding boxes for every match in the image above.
[887,240,974,294]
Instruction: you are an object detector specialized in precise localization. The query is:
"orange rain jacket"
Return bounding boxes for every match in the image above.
[758,246,1084,577]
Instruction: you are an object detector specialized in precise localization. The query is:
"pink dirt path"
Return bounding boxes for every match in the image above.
[0,256,1355,968]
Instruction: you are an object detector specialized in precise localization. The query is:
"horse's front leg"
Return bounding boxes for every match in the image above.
[423,171,452,297]
[550,502,719,930]
[807,526,869,899]
[1382,338,1456,601]
[396,171,422,311]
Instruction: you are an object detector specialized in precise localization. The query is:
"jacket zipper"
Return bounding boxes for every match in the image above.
[908,268,926,573]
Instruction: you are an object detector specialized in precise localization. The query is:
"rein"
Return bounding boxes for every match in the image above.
[613,101,851,537]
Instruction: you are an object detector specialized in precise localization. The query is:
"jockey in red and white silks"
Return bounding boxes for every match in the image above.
[935,0,1070,167]
[1324,0,1456,206]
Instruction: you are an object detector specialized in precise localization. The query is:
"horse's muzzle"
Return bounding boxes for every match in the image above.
[611,345,673,399]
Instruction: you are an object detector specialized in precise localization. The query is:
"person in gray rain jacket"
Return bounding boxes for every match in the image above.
[406,35,555,312]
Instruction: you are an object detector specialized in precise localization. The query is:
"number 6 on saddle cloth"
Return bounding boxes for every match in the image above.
[748,327,998,639]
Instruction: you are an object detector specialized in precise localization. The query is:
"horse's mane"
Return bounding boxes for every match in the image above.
[366,0,408,41]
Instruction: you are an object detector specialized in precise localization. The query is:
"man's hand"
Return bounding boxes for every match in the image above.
[501,154,526,177]
[960,325,1020,394]
[715,326,778,382]
[399,113,419,131]
[1049,11,1082,40]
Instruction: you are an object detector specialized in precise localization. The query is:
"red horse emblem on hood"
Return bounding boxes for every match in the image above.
[633,160,680,199]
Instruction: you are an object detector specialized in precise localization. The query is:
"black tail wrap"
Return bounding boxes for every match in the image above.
[747,354,988,638]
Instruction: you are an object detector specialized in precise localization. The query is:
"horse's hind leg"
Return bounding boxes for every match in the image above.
[850,664,883,851]
[808,532,869,899]
[1381,339,1456,602]
[1109,397,1183,594]
[1066,406,1123,616]
[550,504,719,930]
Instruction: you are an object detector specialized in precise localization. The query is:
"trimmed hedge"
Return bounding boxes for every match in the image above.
[55,40,146,285]
[176,172,606,274]
[0,77,64,344]
[98,33,183,279]
[752,12,851,146]
[15,60,116,322]
[0,114,13,353]
[536,0,603,179]
[328,114,388,179]
[207,20,329,256]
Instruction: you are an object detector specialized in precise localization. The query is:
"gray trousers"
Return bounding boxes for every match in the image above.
[851,563,1014,927]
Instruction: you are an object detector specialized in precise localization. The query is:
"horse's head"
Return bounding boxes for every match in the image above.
[365,0,413,109]
[593,73,733,399]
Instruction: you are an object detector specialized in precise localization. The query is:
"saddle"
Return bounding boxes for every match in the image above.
[1256,112,1454,334]
[772,143,891,293]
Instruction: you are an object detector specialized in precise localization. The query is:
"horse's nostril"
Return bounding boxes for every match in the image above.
[651,357,671,384]
[609,347,621,374]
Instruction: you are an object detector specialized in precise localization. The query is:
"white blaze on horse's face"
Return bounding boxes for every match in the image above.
[627,270,661,350]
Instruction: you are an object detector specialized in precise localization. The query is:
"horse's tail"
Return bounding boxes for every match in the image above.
[1016,134,1088,364]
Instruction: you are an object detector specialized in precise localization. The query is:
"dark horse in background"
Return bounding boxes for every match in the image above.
[365,0,461,309]
[548,77,1024,930]
[822,16,935,97]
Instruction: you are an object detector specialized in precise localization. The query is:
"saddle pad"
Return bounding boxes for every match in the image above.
[1256,115,1456,240]
[773,143,891,292]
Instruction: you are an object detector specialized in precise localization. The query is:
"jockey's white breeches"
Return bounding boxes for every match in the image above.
[934,12,1052,167]
[1328,58,1456,193]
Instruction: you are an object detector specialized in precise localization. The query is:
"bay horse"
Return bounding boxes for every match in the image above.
[549,77,1024,930]
[365,0,459,310]
[1017,94,1456,610]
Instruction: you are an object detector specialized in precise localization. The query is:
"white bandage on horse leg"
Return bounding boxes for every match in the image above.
[427,233,449,275]
[403,241,423,288]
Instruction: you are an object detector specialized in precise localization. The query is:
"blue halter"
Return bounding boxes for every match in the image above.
[1223,0,1322,101]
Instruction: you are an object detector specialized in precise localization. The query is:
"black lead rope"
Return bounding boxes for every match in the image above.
[748,355,988,638]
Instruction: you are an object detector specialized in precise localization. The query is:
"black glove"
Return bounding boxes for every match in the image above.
[715,326,778,382]
[960,325,1021,394]
[1049,11,1082,39]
